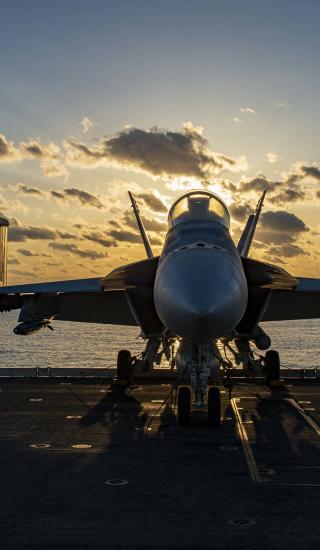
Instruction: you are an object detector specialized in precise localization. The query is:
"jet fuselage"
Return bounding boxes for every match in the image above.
[154,191,248,342]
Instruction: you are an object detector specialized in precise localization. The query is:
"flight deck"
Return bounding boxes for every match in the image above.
[1,371,320,549]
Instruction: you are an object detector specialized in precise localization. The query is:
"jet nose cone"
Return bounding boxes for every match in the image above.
[154,248,248,341]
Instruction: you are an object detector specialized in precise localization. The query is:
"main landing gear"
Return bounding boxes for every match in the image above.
[263,349,280,386]
[116,349,132,384]
[177,385,221,427]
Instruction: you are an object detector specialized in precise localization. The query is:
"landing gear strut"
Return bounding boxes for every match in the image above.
[177,387,191,426]
[207,387,221,427]
[117,349,132,384]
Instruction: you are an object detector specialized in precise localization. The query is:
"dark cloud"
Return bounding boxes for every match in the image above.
[20,139,59,160]
[0,134,16,160]
[9,225,76,242]
[229,203,252,222]
[65,124,245,179]
[136,190,167,213]
[108,229,142,244]
[260,211,309,234]
[7,257,20,265]
[240,175,276,194]
[21,142,44,157]
[50,188,104,209]
[142,217,167,232]
[238,164,320,207]
[270,188,305,205]
[83,232,114,248]
[16,183,45,196]
[115,209,167,234]
[0,134,67,177]
[17,248,52,258]
[48,242,107,259]
[255,210,309,246]
[50,190,65,200]
[271,243,308,257]
[300,165,320,181]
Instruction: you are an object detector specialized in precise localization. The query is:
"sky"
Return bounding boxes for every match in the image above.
[0,0,319,283]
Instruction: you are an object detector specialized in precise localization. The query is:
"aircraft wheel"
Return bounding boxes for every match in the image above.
[117,349,132,383]
[177,387,191,426]
[208,387,221,427]
[264,349,280,386]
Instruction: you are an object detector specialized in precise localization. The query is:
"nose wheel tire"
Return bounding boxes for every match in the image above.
[208,387,221,427]
[177,387,191,426]
[117,349,132,384]
[264,349,280,386]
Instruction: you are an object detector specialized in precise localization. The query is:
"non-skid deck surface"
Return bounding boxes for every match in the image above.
[1,379,320,549]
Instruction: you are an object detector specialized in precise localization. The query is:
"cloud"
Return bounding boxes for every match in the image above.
[9,224,76,242]
[136,190,168,213]
[229,203,252,222]
[10,269,35,278]
[50,190,66,201]
[141,217,167,232]
[267,153,280,164]
[275,102,291,109]
[233,117,241,123]
[0,134,19,161]
[7,256,20,265]
[238,163,320,206]
[81,117,94,134]
[48,242,107,259]
[239,107,256,114]
[261,210,309,234]
[41,158,69,178]
[271,243,308,257]
[108,229,142,244]
[255,210,309,246]
[50,188,104,209]
[17,248,52,257]
[0,133,68,178]
[10,185,99,208]
[301,165,320,181]
[64,123,248,179]
[82,232,114,248]
[14,183,45,196]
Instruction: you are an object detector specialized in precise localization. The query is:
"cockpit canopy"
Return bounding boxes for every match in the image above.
[168,191,230,229]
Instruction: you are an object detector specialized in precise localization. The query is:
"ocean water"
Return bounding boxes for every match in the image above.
[0,310,320,370]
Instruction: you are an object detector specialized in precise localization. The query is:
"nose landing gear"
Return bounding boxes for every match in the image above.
[177,385,221,427]
[207,387,221,427]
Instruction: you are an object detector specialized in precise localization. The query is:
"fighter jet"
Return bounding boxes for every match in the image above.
[1,190,320,426]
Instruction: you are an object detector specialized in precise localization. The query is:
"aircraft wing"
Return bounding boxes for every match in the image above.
[0,258,162,337]
[238,262,320,333]
[0,277,103,295]
[262,277,320,321]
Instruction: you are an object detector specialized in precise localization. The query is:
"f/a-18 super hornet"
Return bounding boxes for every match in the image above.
[1,190,320,426]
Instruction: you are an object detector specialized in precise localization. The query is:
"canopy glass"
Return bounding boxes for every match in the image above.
[168,191,230,228]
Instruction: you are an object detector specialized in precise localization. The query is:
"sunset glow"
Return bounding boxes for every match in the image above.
[0,0,319,283]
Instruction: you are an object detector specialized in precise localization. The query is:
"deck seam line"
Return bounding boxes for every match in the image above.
[231,398,261,485]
